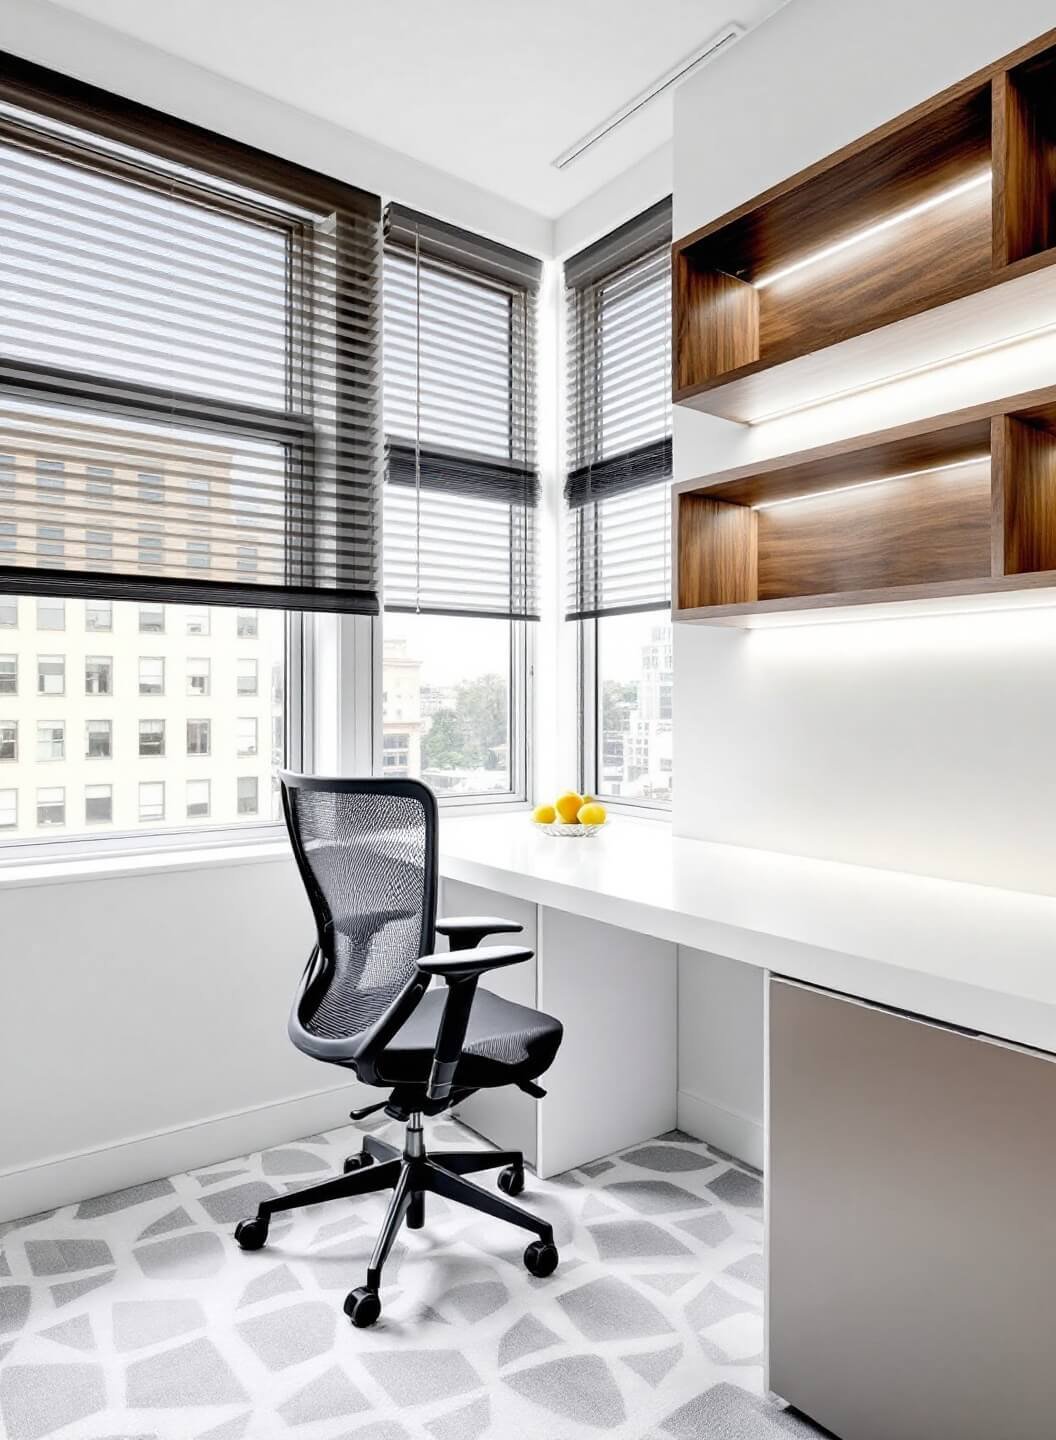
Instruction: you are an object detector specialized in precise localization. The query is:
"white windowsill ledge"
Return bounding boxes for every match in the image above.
[0,838,294,891]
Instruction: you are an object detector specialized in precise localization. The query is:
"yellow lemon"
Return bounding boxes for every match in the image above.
[532,803,556,824]
[582,794,596,804]
[578,801,607,826]
[554,791,584,824]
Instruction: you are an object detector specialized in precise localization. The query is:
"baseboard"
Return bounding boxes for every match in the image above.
[0,1082,368,1224]
[677,1087,764,1171]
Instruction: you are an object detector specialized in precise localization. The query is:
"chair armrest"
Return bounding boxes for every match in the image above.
[418,944,534,1101]
[417,944,532,981]
[435,915,524,951]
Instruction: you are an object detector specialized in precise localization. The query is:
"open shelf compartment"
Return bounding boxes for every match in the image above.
[673,388,1056,623]
[674,28,1056,422]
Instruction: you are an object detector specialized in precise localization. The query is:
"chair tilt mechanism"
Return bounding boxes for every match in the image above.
[234,774,564,1328]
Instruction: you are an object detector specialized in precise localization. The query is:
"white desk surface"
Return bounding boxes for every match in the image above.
[439,815,1056,1054]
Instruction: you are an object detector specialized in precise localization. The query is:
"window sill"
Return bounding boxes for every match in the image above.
[0,836,292,892]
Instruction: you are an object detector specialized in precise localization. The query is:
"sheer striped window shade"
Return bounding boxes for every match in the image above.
[0,54,382,613]
[383,205,541,620]
[564,198,673,620]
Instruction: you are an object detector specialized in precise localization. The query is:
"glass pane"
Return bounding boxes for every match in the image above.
[0,598,286,843]
[382,613,512,797]
[596,612,673,803]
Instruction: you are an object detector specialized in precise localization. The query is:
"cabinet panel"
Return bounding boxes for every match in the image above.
[768,978,1056,1440]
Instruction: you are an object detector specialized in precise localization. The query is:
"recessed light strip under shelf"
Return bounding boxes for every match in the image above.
[751,318,1056,426]
[753,170,992,291]
[751,455,990,510]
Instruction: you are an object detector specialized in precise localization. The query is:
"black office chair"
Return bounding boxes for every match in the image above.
[233,773,564,1327]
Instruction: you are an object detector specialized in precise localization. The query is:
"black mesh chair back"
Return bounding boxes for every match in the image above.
[280,773,439,1045]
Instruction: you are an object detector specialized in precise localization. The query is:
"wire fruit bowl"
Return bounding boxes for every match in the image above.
[535,821,607,837]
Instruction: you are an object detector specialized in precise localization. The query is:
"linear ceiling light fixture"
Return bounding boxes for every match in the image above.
[552,24,745,170]
[753,170,992,290]
[751,455,990,510]
[751,316,1056,426]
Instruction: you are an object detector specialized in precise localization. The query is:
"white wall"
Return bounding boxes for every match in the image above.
[670,0,1056,1157]
[0,853,366,1221]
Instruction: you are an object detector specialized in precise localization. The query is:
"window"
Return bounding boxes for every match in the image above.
[0,720,16,761]
[381,207,539,801]
[37,598,65,631]
[38,656,64,695]
[36,459,64,500]
[139,605,164,634]
[237,658,258,696]
[138,719,165,758]
[138,530,163,571]
[186,608,210,636]
[37,721,65,761]
[85,784,112,824]
[37,786,64,827]
[0,453,14,500]
[0,656,16,695]
[186,779,210,818]
[187,658,210,697]
[85,719,112,759]
[139,781,164,822]
[187,719,211,756]
[0,523,14,554]
[138,657,164,695]
[138,471,164,505]
[85,529,113,564]
[236,717,257,757]
[0,598,16,628]
[0,789,15,829]
[85,466,114,503]
[236,610,258,638]
[565,200,673,808]
[37,525,65,562]
[237,776,259,815]
[85,656,112,695]
[85,599,112,632]
[0,59,381,849]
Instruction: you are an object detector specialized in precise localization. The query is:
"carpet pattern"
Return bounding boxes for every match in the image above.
[0,1121,825,1439]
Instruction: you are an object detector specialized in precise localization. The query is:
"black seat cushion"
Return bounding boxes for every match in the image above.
[377,988,563,1090]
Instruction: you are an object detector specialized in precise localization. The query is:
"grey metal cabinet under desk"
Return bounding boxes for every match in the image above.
[766,976,1056,1440]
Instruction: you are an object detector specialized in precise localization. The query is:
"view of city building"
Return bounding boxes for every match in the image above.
[598,614,673,802]
[0,416,285,841]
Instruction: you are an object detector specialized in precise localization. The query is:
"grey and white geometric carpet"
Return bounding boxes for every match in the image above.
[0,1120,826,1439]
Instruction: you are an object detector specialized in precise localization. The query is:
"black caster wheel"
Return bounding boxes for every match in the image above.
[523,1240,559,1278]
[343,1152,374,1174]
[344,1286,381,1328]
[497,1164,525,1197]
[234,1217,269,1251]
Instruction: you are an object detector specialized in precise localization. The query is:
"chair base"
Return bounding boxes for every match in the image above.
[233,1114,558,1326]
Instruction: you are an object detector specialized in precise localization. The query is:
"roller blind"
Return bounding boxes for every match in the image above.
[565,198,672,620]
[0,54,382,613]
[383,205,540,619]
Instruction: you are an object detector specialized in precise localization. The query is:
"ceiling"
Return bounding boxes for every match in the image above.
[45,0,787,217]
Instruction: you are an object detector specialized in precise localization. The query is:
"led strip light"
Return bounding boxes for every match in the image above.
[750,318,1056,426]
[751,455,990,510]
[753,171,991,291]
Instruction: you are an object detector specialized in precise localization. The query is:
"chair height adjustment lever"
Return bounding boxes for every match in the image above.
[349,1100,388,1121]
[518,1080,547,1099]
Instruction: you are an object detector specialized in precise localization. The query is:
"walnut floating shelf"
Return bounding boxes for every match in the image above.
[673,27,1056,423]
[672,386,1056,624]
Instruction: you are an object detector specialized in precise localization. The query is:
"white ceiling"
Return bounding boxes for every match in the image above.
[45,0,786,218]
